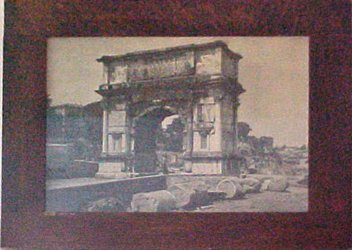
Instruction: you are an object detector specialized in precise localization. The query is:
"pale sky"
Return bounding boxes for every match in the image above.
[47,37,308,147]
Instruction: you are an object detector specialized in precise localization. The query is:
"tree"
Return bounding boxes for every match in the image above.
[238,122,251,142]
[158,117,185,152]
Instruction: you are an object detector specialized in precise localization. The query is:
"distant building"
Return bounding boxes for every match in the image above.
[47,104,84,143]
[259,136,274,151]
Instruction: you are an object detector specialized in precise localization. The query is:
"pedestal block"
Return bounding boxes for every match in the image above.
[95,154,131,178]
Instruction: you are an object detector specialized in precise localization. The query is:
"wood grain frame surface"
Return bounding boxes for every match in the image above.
[2,1,351,249]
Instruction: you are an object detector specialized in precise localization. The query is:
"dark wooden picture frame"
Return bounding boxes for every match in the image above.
[2,1,351,249]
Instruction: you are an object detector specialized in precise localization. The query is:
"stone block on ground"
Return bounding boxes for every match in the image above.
[131,190,177,212]
[238,177,261,193]
[80,197,126,212]
[215,178,244,199]
[167,181,210,209]
[208,191,227,201]
[267,177,289,192]
[260,179,271,192]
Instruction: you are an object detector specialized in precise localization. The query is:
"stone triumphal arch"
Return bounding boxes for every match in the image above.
[95,41,245,178]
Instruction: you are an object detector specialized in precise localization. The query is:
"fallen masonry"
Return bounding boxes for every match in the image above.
[215,179,244,199]
[167,181,210,209]
[46,174,303,213]
[131,190,177,212]
[130,175,291,212]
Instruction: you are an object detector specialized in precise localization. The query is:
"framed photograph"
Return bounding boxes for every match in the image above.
[2,1,350,249]
[45,37,309,214]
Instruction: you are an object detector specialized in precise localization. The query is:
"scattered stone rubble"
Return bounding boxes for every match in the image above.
[216,178,244,199]
[131,190,177,212]
[69,120,304,213]
[167,181,210,209]
[80,197,126,212]
[78,174,291,212]
[266,177,290,192]
[237,122,308,176]
[128,175,289,212]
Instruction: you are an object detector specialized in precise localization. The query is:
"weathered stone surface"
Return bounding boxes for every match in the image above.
[238,177,261,193]
[260,179,271,192]
[207,191,227,201]
[80,197,126,212]
[184,162,192,173]
[96,41,244,176]
[167,181,210,208]
[131,190,177,212]
[216,179,244,199]
[267,177,289,192]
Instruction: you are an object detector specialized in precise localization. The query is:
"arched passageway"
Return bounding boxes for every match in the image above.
[95,41,245,178]
[133,107,185,173]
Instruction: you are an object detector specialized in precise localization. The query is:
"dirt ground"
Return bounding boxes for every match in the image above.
[191,175,308,212]
[192,186,308,212]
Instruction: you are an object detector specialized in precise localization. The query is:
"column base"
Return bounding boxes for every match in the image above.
[95,161,130,179]
[183,152,242,175]
[191,160,223,175]
[96,153,161,178]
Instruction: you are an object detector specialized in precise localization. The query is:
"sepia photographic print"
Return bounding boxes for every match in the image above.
[46,37,309,213]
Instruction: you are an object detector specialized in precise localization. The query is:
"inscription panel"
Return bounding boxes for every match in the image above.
[126,51,195,81]
[127,51,194,81]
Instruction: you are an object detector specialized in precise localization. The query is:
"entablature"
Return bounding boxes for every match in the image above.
[96,40,242,89]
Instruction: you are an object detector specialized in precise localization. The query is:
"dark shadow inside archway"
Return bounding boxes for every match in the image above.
[134,107,185,173]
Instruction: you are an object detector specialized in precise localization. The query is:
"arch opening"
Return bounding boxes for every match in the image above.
[133,107,185,173]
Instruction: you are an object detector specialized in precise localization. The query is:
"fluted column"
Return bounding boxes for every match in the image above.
[102,109,109,155]
[186,102,194,155]
[233,98,240,153]
[125,110,132,154]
